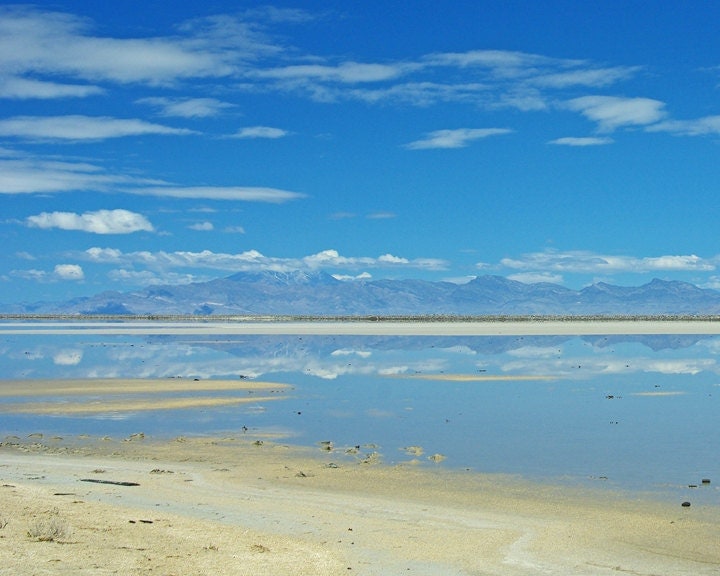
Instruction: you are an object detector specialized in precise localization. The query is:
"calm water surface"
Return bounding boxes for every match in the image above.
[1,324,719,502]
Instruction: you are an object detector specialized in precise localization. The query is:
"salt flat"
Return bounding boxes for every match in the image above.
[3,319,720,335]
[2,435,719,576]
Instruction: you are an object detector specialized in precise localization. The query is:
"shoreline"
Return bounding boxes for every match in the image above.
[2,434,719,575]
[4,319,720,335]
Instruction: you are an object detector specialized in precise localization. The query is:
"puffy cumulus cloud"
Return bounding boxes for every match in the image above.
[137,97,236,118]
[82,246,448,273]
[231,126,289,139]
[11,262,90,284]
[564,96,667,132]
[27,209,154,234]
[405,128,511,149]
[548,136,614,146]
[0,115,194,141]
[53,264,84,281]
[500,250,715,274]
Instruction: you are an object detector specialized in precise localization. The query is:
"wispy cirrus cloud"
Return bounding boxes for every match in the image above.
[0,7,281,88]
[137,97,236,118]
[564,96,667,132]
[646,115,720,136]
[499,250,715,274]
[0,115,194,141]
[255,47,641,110]
[405,128,511,149]
[0,76,104,99]
[128,186,304,202]
[0,156,148,194]
[26,209,154,234]
[548,136,614,146]
[231,126,289,139]
[0,153,303,202]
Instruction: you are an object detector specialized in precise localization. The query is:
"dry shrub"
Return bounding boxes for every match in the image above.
[27,516,71,542]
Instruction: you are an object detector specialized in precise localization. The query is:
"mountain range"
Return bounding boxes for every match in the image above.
[7,271,720,316]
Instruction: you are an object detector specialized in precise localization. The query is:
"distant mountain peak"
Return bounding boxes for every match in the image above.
[5,274,720,316]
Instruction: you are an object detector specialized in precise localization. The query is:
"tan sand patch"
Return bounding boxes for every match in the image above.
[0,395,285,415]
[0,378,291,397]
[0,436,718,575]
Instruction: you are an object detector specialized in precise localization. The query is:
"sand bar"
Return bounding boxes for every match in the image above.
[3,319,720,335]
[1,435,719,576]
[0,378,292,397]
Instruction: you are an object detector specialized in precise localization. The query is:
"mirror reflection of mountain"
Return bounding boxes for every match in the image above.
[146,333,715,358]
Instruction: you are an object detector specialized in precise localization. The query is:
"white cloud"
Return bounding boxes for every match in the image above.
[189,221,214,231]
[82,247,448,273]
[0,76,103,99]
[0,155,302,202]
[232,126,289,139]
[53,350,83,365]
[0,7,280,87]
[107,269,200,285]
[255,62,406,84]
[0,157,145,194]
[507,272,564,284]
[27,209,154,234]
[12,265,88,284]
[0,115,194,140]
[332,272,373,281]
[53,264,84,280]
[129,186,304,202]
[646,115,720,136]
[548,136,614,146]
[405,128,512,149]
[366,212,396,219]
[565,96,667,131]
[137,97,236,118]
[532,67,639,88]
[224,225,246,233]
[500,250,714,274]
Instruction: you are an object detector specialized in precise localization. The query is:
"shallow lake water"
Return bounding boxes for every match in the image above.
[1,323,719,503]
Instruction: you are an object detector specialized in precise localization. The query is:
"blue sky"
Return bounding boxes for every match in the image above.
[3,1,720,304]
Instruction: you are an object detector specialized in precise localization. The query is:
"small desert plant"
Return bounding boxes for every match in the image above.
[27,516,71,542]
[0,515,8,529]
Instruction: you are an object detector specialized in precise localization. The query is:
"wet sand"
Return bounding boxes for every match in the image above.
[1,433,719,575]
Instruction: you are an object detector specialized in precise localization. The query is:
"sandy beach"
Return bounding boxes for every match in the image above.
[2,331,719,574]
[1,433,719,576]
